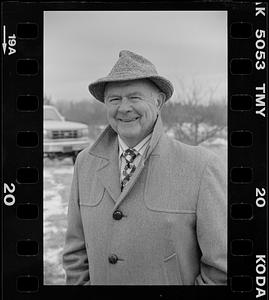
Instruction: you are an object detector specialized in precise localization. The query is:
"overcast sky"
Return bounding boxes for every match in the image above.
[44,11,227,103]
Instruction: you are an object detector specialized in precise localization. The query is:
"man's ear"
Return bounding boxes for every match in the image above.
[156,92,166,111]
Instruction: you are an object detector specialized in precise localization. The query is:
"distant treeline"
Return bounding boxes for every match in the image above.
[55,98,107,126]
[45,95,227,145]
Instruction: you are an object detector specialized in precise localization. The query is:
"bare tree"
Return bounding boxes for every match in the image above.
[161,82,227,146]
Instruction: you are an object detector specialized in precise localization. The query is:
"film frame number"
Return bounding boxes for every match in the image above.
[8,34,16,55]
[256,187,266,208]
[2,26,16,56]
[3,183,16,206]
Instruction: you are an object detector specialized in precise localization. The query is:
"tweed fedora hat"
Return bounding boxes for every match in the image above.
[88,50,174,102]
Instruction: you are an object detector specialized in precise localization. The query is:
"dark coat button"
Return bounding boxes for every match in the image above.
[108,254,118,264]
[113,210,123,220]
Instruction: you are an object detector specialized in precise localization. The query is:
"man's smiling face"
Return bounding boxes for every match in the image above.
[104,79,165,147]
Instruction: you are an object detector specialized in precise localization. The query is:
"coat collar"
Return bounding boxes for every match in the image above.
[88,116,165,205]
[88,125,118,160]
[143,115,163,158]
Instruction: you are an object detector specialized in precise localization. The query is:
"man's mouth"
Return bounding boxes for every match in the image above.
[118,117,140,122]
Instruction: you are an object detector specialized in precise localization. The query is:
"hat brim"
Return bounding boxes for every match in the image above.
[88,75,174,102]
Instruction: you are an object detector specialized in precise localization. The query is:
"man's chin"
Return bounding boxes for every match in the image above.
[118,131,142,146]
[119,132,140,140]
[118,126,140,138]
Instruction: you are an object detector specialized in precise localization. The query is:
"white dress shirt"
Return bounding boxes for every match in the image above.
[118,134,152,183]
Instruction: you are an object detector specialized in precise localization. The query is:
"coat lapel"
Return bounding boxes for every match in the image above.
[89,126,121,202]
[97,145,121,203]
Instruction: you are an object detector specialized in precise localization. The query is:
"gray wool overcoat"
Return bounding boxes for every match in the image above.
[62,117,227,285]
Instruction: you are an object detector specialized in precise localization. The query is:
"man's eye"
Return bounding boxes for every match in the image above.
[130,96,141,100]
[109,98,120,103]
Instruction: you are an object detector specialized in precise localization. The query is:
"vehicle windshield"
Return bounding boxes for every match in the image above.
[44,107,62,121]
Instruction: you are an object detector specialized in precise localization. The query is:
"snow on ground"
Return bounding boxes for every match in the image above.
[44,188,67,219]
[201,137,227,147]
[44,158,74,285]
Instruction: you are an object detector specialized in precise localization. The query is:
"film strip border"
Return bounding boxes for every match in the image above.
[2,2,43,298]
[228,2,267,298]
[1,2,268,300]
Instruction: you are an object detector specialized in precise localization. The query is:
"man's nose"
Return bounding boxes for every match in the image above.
[118,98,132,113]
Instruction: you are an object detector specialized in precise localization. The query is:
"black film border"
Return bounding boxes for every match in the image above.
[1,2,268,300]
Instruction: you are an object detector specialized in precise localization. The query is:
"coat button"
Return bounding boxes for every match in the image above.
[113,210,123,220]
[108,254,118,264]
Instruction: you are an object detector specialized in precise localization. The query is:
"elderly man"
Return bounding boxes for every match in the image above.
[62,50,227,285]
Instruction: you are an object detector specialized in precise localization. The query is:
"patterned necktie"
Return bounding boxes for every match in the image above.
[121,148,138,191]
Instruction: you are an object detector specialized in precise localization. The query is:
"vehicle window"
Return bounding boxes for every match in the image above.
[44,107,62,121]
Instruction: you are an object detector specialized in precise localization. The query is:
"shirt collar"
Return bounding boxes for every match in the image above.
[118,133,152,159]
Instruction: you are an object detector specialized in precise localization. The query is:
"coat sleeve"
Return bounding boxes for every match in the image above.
[62,158,90,285]
[195,152,227,285]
